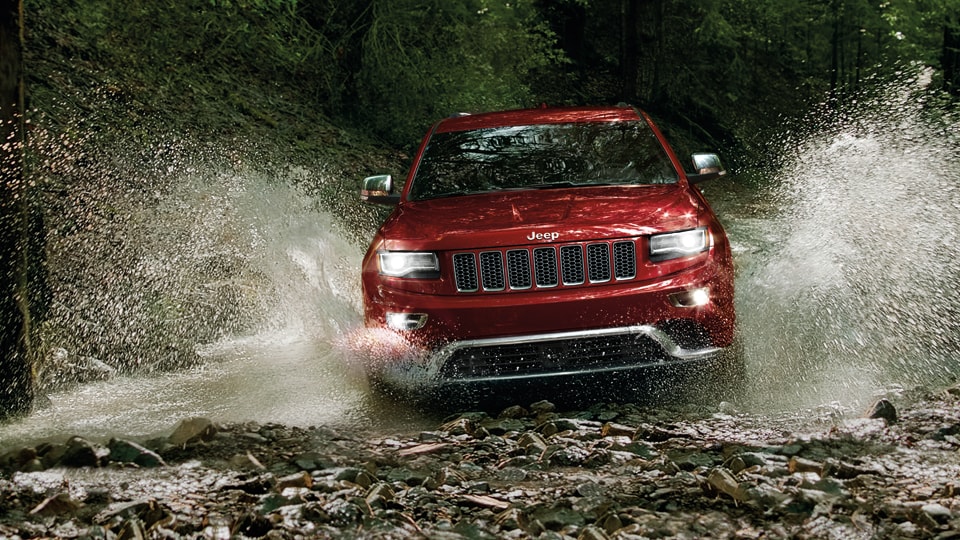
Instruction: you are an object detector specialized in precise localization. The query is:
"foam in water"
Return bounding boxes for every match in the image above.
[0,162,423,449]
[733,73,960,410]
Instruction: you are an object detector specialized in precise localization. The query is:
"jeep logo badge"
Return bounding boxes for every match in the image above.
[527,231,560,242]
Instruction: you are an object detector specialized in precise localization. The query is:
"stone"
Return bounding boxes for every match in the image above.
[365,483,395,507]
[60,436,108,467]
[229,452,266,470]
[530,400,556,414]
[277,471,313,490]
[579,525,611,540]
[108,438,167,467]
[529,503,586,529]
[291,451,333,470]
[168,417,217,446]
[788,456,823,475]
[706,468,749,502]
[518,432,548,454]
[440,417,476,437]
[601,422,635,437]
[576,481,604,497]
[921,503,952,522]
[20,458,44,472]
[499,405,529,419]
[481,417,527,435]
[354,471,375,488]
[29,493,83,516]
[386,466,429,486]
[866,398,898,425]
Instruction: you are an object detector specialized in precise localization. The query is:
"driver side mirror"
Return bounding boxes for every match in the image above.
[361,174,400,205]
[688,153,727,185]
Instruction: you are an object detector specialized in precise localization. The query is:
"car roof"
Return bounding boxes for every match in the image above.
[433,105,644,134]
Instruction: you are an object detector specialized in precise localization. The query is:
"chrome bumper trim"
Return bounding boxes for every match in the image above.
[415,325,720,384]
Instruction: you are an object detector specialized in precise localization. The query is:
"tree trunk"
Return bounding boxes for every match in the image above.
[0,0,35,418]
[830,0,841,100]
[631,0,660,104]
[944,14,960,97]
[620,0,638,100]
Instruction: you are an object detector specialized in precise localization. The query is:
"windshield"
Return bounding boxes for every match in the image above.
[408,120,678,201]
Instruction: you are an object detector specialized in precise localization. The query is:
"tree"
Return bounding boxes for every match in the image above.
[357,0,562,146]
[945,12,960,96]
[0,0,35,418]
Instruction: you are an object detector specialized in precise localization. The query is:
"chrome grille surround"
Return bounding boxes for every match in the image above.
[613,241,636,279]
[506,249,532,289]
[587,243,611,283]
[533,247,558,287]
[478,251,505,291]
[452,253,478,292]
[560,245,585,285]
[452,239,639,293]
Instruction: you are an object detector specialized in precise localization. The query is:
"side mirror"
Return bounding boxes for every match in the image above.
[687,153,727,185]
[361,174,400,205]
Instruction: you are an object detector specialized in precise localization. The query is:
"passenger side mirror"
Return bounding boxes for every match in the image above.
[361,174,400,205]
[687,153,727,185]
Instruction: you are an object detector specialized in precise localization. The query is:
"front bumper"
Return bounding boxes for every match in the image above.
[362,245,736,397]
[369,323,725,393]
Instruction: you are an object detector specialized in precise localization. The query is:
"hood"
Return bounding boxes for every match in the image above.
[379,185,703,251]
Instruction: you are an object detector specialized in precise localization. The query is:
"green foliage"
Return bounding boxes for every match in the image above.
[534,0,958,166]
[356,0,564,146]
[23,0,956,161]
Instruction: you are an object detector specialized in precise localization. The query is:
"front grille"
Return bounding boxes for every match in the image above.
[438,333,664,379]
[479,251,505,291]
[453,240,637,293]
[453,253,478,292]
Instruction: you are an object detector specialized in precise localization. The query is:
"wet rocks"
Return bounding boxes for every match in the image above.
[3,391,960,538]
[168,416,218,446]
[866,397,899,424]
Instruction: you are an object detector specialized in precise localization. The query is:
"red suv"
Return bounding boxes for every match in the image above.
[360,105,739,402]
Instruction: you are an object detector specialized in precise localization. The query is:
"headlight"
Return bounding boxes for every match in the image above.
[378,251,440,278]
[649,227,709,261]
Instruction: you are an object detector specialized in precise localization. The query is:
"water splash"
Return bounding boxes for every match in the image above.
[729,73,960,410]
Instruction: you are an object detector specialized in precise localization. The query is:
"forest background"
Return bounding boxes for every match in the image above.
[1,0,959,415]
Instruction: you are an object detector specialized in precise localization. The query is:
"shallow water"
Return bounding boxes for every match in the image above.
[708,78,960,412]
[3,79,959,452]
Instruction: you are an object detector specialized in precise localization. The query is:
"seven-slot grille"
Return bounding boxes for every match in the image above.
[453,240,637,293]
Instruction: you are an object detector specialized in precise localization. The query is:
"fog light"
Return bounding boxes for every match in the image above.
[386,312,428,331]
[669,288,710,308]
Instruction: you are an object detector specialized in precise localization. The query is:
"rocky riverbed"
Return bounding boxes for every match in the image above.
[3,384,960,539]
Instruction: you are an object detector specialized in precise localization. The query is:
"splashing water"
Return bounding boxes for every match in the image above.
[5,76,960,450]
[725,74,960,411]
[1,142,428,449]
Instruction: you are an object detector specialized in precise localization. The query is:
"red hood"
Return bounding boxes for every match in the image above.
[379,185,702,251]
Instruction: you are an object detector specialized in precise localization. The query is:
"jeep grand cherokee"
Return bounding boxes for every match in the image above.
[359,105,739,401]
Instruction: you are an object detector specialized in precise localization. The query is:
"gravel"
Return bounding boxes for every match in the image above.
[4,386,960,539]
